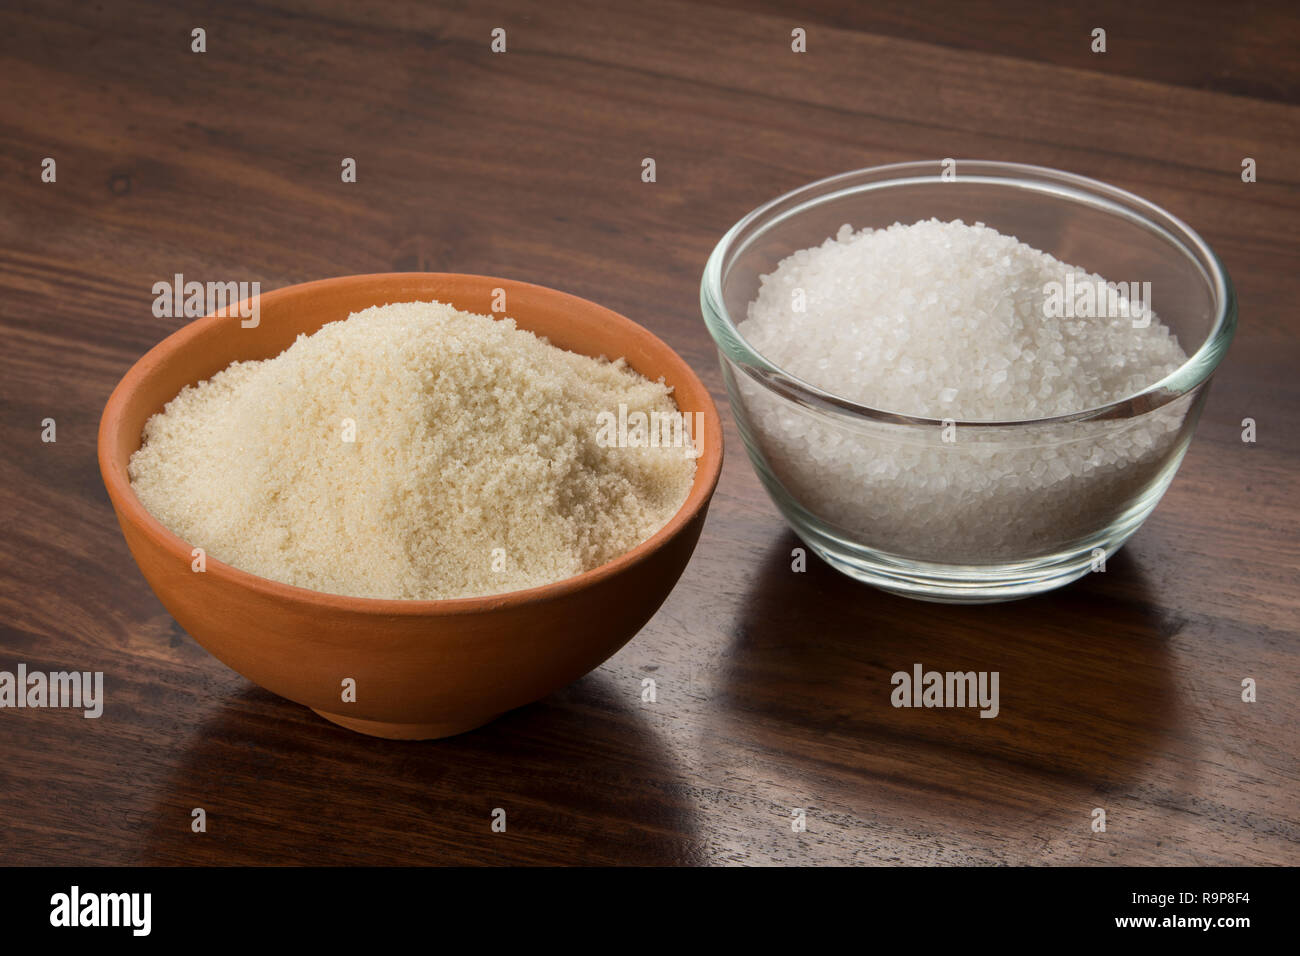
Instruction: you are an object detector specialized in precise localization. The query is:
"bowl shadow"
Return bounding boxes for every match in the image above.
[712,531,1185,829]
[142,670,699,865]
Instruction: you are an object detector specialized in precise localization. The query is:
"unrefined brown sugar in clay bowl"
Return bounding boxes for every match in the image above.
[98,272,723,739]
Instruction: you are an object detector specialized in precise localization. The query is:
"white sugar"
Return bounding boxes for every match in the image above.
[741,219,1186,420]
[735,219,1194,562]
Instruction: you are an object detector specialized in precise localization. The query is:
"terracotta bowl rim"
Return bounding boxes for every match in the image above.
[98,272,724,618]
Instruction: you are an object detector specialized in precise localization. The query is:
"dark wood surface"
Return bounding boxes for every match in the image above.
[1,0,1297,866]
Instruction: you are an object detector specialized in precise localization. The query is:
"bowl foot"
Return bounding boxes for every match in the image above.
[788,521,1145,604]
[311,708,499,740]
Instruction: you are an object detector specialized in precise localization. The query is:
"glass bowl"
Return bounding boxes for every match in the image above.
[700,160,1236,603]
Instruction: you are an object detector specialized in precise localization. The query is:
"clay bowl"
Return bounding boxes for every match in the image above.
[98,273,723,739]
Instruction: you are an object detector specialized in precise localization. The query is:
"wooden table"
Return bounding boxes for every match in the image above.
[2,0,1296,866]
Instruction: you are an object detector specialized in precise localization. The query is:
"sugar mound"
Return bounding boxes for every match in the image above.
[733,220,1196,563]
[129,301,696,599]
[741,219,1187,420]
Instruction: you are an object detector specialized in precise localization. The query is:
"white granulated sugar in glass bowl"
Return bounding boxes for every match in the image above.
[733,218,1193,565]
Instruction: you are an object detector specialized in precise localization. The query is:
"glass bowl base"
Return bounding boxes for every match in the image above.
[789,515,1143,604]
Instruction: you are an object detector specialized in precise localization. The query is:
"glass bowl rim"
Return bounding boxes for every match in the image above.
[700,159,1237,428]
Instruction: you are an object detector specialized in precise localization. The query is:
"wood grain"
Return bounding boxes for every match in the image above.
[0,0,1296,866]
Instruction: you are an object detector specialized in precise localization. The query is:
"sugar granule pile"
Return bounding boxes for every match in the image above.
[735,219,1193,562]
[129,301,696,600]
[741,219,1187,420]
